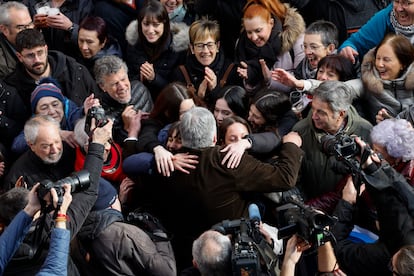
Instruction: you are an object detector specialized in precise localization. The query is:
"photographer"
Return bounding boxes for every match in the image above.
[1,114,113,275]
[331,137,414,275]
[0,182,72,275]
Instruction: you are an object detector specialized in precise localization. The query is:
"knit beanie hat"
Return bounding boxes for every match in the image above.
[93,180,118,211]
[30,78,65,113]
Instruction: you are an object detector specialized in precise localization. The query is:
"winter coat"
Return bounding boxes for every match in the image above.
[77,208,176,275]
[0,81,27,149]
[339,4,394,61]
[292,106,372,201]
[361,48,414,124]
[125,20,189,99]
[3,143,105,276]
[5,50,99,119]
[101,80,153,144]
[28,0,94,57]
[0,34,18,79]
[172,50,242,107]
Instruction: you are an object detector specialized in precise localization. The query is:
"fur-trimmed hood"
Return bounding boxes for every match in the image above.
[362,48,414,94]
[280,4,305,53]
[125,20,190,52]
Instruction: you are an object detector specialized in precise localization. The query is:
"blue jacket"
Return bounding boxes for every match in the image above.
[0,211,32,275]
[36,228,70,276]
[339,4,394,61]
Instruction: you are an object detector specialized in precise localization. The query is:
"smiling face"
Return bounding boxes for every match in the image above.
[316,65,340,81]
[375,43,404,80]
[99,68,131,104]
[191,35,219,66]
[78,28,106,59]
[35,96,64,122]
[160,0,183,13]
[393,0,414,26]
[311,96,345,133]
[248,104,266,130]
[29,123,63,164]
[243,16,274,47]
[303,33,332,69]
[141,16,164,43]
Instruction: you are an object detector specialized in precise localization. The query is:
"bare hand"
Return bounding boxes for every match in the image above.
[271,68,301,89]
[14,176,27,189]
[282,132,302,147]
[153,145,174,177]
[121,105,137,133]
[140,62,155,82]
[46,13,73,30]
[83,93,100,114]
[58,184,73,214]
[375,108,393,123]
[60,130,78,148]
[91,119,113,145]
[339,46,359,64]
[198,79,208,98]
[204,67,217,91]
[23,183,42,217]
[342,175,357,204]
[118,177,135,204]
[237,61,248,80]
[0,161,5,177]
[172,153,199,174]
[220,140,250,168]
[259,59,271,84]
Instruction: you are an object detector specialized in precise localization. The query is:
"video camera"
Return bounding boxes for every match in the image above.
[212,204,278,276]
[37,170,90,210]
[84,106,109,136]
[276,200,337,247]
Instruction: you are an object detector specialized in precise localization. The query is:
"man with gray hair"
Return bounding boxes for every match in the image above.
[94,55,153,145]
[191,230,232,276]
[161,106,303,269]
[0,1,33,78]
[292,80,372,212]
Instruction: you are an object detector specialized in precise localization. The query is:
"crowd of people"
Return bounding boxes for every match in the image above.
[1,0,414,275]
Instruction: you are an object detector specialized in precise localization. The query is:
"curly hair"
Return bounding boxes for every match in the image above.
[371,119,414,161]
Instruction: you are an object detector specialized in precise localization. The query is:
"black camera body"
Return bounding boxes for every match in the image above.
[321,133,360,160]
[84,106,109,135]
[37,170,90,205]
[276,201,337,247]
[213,218,276,276]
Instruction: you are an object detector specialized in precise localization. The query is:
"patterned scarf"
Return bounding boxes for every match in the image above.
[391,10,414,44]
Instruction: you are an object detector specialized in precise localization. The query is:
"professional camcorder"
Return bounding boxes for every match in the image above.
[84,106,109,135]
[37,170,90,209]
[276,200,337,247]
[212,204,278,276]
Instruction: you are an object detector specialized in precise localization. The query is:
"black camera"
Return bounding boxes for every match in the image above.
[213,218,277,276]
[321,133,360,160]
[37,170,90,204]
[84,106,109,135]
[276,201,337,247]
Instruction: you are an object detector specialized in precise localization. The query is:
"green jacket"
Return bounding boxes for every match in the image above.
[293,105,372,199]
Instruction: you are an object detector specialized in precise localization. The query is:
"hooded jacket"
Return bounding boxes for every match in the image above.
[5,50,99,119]
[125,20,189,99]
[361,48,414,123]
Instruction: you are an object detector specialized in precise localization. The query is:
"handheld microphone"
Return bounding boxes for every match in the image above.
[248,203,261,228]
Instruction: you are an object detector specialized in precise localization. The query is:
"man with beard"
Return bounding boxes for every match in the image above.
[3,115,76,190]
[5,28,99,119]
[0,2,34,79]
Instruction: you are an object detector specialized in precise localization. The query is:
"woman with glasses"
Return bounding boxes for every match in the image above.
[125,0,189,100]
[172,18,242,107]
[235,0,305,95]
[340,1,414,64]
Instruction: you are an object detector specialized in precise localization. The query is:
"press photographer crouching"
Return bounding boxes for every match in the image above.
[0,114,113,275]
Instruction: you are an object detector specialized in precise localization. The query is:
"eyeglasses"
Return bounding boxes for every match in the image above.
[6,22,34,31]
[302,43,325,52]
[193,42,217,51]
[21,48,46,60]
[394,0,414,8]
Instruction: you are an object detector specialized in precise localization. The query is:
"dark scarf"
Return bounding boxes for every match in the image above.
[237,16,283,86]
[186,50,226,87]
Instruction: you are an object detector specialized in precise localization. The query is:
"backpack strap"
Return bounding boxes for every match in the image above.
[179,65,196,94]
[220,63,235,88]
